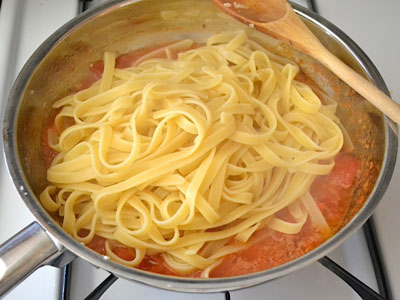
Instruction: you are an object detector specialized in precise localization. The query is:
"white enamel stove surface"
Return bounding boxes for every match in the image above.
[0,1,77,299]
[0,0,398,299]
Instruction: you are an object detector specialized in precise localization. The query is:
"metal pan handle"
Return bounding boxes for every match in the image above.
[0,222,62,298]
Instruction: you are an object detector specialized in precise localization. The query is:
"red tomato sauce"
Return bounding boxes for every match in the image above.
[42,44,362,278]
[75,42,199,91]
[76,153,360,278]
[210,153,360,277]
[42,110,61,168]
[42,42,197,165]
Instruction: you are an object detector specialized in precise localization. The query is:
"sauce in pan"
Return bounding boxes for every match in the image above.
[42,43,362,278]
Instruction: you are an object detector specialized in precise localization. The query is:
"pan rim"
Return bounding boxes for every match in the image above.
[2,0,398,293]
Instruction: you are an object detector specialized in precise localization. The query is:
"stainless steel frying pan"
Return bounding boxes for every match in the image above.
[0,0,397,297]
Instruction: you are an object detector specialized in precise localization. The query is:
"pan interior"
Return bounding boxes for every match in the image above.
[7,0,390,292]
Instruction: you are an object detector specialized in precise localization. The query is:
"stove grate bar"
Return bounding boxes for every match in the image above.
[84,274,118,300]
[60,263,72,300]
[363,218,393,300]
[306,0,318,13]
[225,291,231,300]
[319,256,385,300]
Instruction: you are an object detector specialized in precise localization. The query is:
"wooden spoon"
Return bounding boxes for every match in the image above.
[212,0,400,124]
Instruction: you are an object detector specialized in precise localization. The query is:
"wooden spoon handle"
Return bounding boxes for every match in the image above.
[260,6,400,124]
[314,45,400,124]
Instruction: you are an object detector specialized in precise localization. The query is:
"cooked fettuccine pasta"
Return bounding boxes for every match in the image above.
[40,31,344,277]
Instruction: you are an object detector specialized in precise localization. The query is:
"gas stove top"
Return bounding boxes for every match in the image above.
[0,1,399,299]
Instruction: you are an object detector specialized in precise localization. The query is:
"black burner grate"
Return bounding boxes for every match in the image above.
[363,218,392,300]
